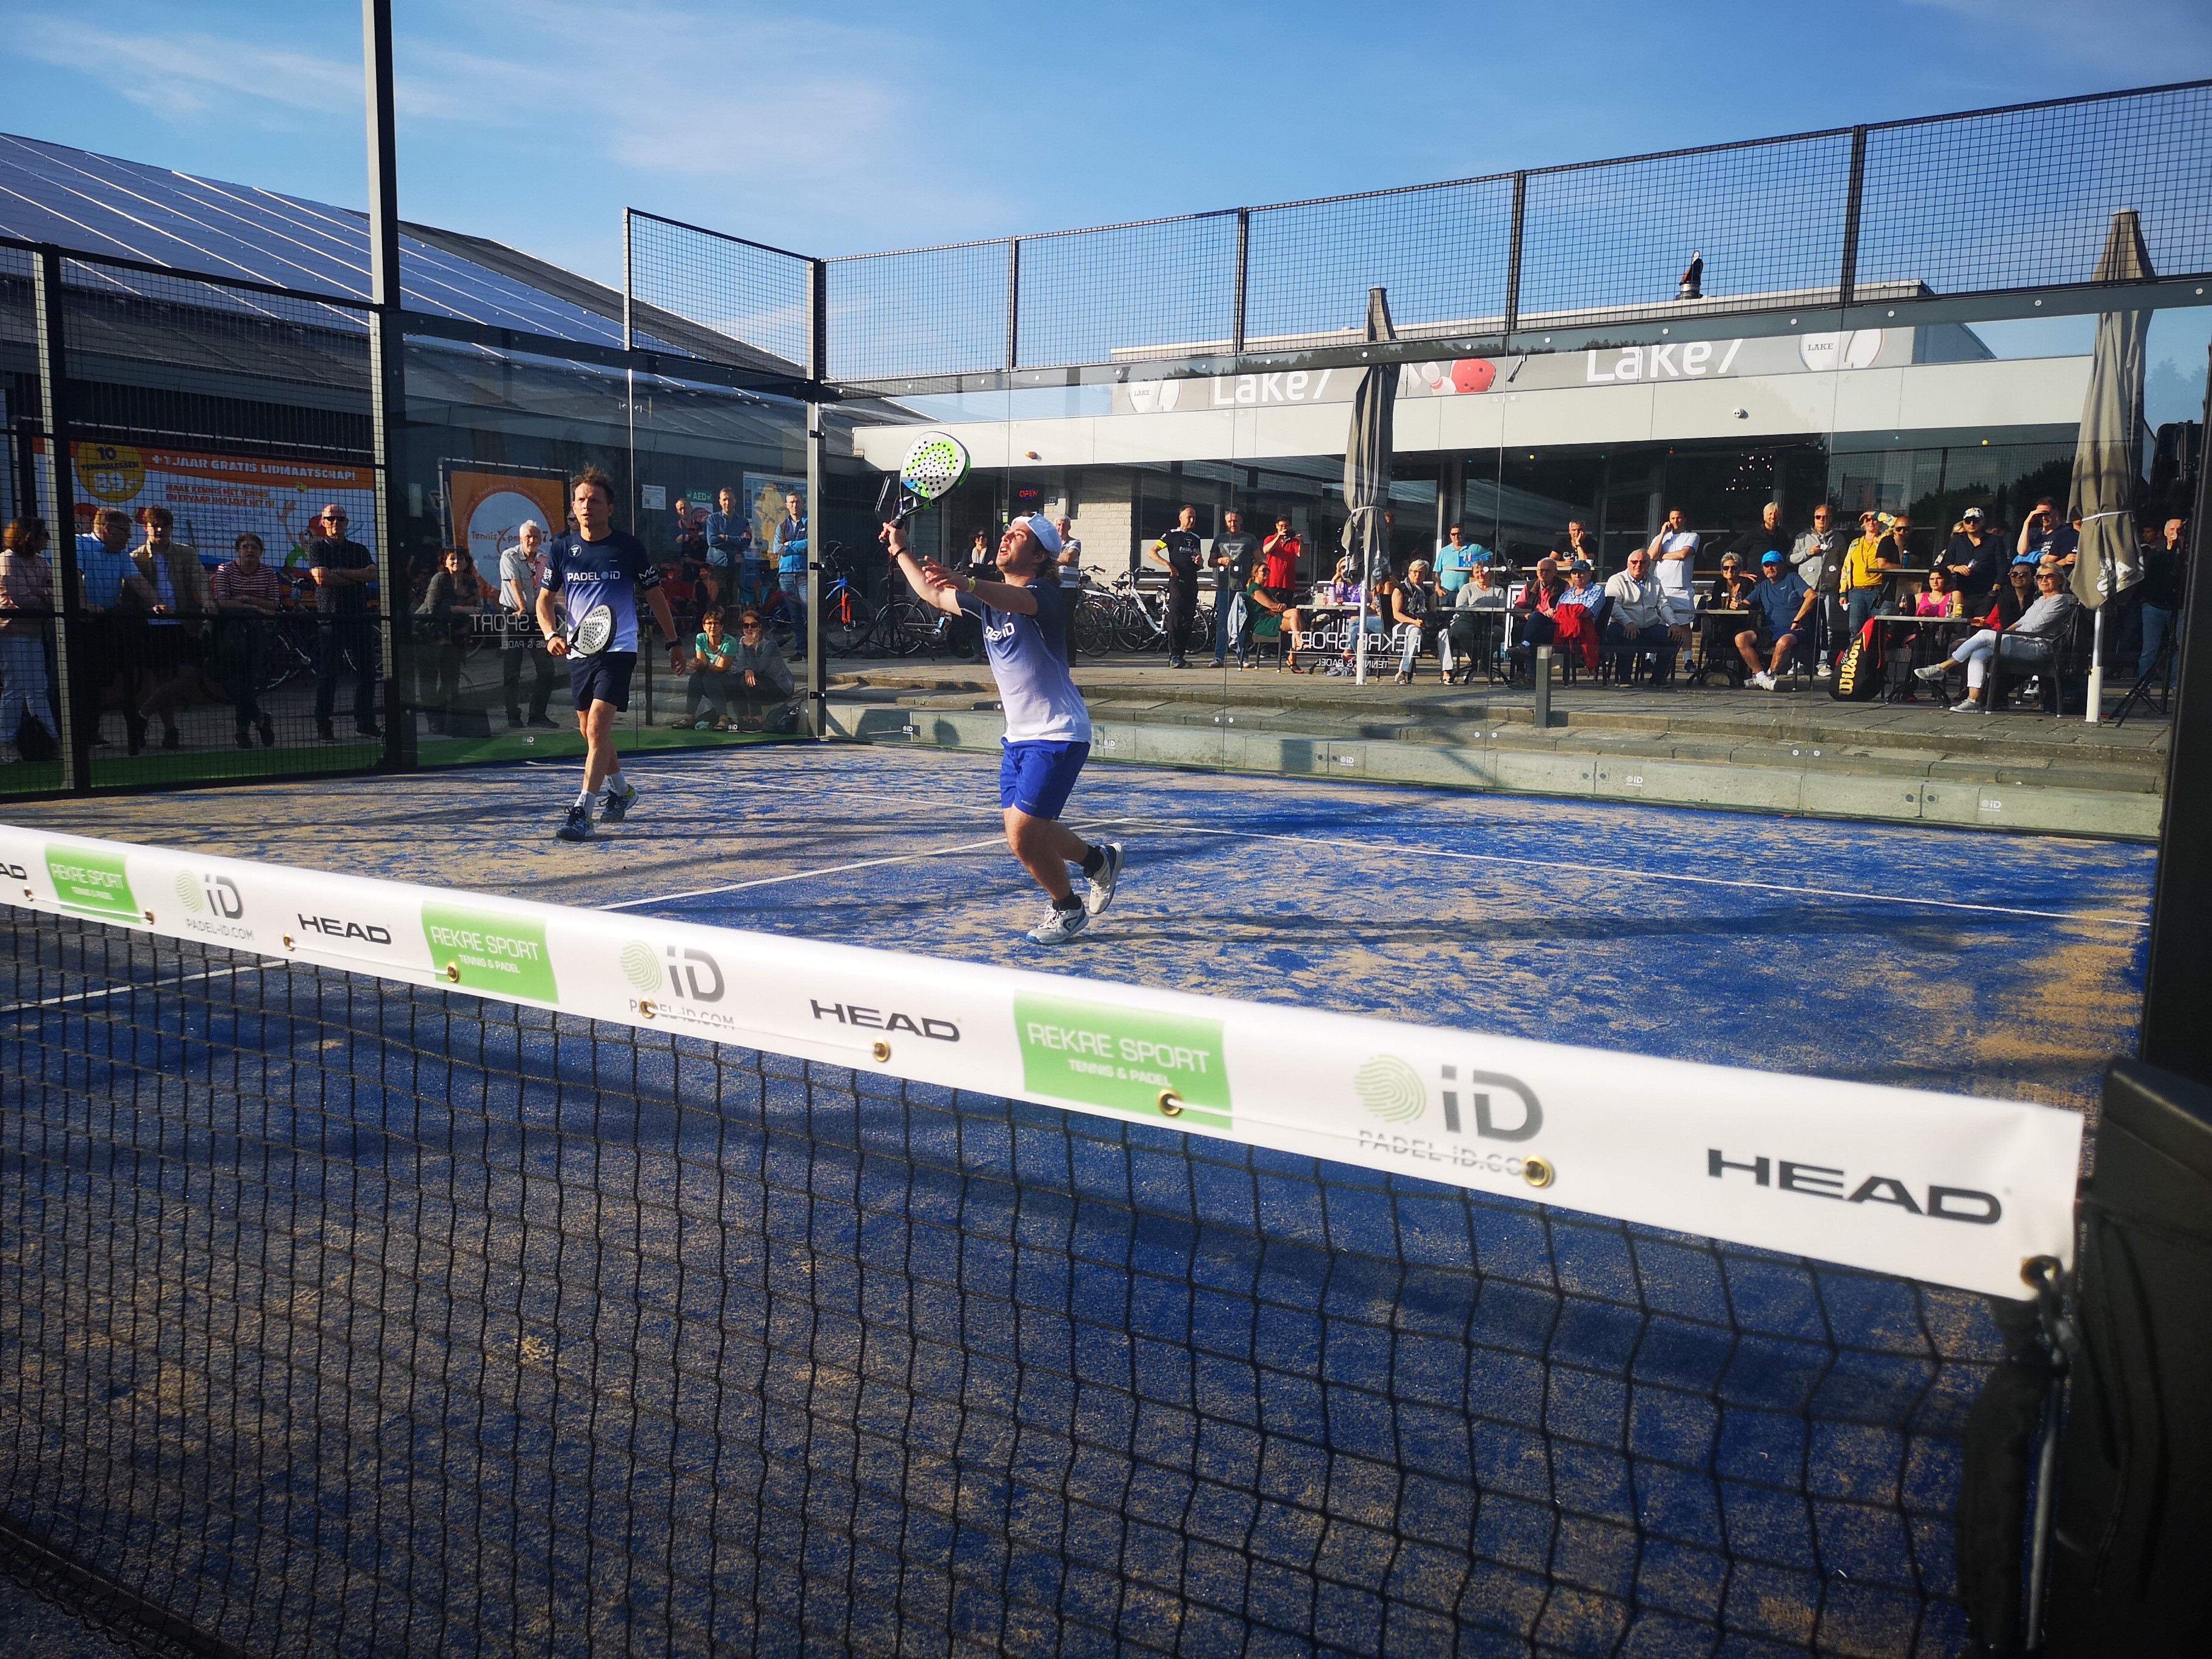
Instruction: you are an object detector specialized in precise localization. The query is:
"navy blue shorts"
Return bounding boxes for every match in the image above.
[999,740,1090,819]
[570,649,637,713]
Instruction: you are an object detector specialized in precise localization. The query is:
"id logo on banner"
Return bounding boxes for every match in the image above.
[421,904,557,1002]
[1014,993,1231,1130]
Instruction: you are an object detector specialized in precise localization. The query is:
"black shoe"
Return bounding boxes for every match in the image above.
[256,711,275,747]
[317,720,337,743]
[507,711,525,729]
[126,711,147,756]
[235,727,253,749]
[526,714,558,729]
[355,725,383,739]
[161,728,181,750]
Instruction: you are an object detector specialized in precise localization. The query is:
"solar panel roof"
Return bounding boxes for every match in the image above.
[0,131,632,348]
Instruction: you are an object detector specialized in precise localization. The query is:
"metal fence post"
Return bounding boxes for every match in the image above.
[1504,172,1526,343]
[1005,240,1021,372]
[1233,209,1250,358]
[622,207,638,548]
[805,257,826,737]
[30,247,89,793]
[363,0,415,771]
[1838,126,1868,309]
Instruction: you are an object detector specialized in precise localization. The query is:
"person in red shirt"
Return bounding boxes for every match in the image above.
[1261,517,1302,590]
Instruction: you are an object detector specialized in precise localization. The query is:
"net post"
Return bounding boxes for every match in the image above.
[363,0,415,773]
[1504,171,1526,343]
[1838,126,1867,308]
[1533,644,1552,728]
[1005,240,1020,372]
[805,256,826,736]
[30,246,90,793]
[2139,341,2212,1083]
[1232,209,1250,358]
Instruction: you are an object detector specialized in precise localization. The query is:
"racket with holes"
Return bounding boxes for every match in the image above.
[563,603,614,658]
[876,431,971,527]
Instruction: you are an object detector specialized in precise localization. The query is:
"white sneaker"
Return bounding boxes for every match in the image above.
[1947,697,1979,713]
[1913,664,1949,684]
[1084,842,1125,917]
[1814,663,1832,680]
[1750,671,1775,691]
[1027,905,1090,945]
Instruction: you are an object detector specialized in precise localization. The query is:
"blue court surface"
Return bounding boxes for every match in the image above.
[19,741,2154,1113]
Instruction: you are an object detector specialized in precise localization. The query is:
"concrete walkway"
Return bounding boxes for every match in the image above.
[826,655,2171,839]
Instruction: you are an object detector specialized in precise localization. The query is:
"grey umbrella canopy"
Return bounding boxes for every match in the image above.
[1341,287,1399,589]
[2070,209,2154,611]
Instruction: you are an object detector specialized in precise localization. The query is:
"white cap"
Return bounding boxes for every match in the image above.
[1010,512,1064,555]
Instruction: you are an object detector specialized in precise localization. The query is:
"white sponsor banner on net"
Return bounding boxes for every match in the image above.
[0,828,2081,1300]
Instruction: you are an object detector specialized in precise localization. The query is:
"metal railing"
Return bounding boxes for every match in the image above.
[627,79,2212,387]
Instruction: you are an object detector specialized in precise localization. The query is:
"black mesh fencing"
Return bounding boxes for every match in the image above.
[1,907,2028,1658]
[623,212,814,375]
[632,79,2212,389]
[1016,214,1242,369]
[826,241,1011,383]
[1246,179,1515,348]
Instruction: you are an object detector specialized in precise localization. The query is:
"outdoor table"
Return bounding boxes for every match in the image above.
[1871,612,1980,701]
[1687,608,1752,685]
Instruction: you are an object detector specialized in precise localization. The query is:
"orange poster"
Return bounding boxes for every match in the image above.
[56,438,376,575]
[443,464,570,589]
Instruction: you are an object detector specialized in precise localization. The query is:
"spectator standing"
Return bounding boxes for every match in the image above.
[1877,508,1914,571]
[72,505,137,746]
[1211,509,1261,667]
[704,487,751,604]
[1261,517,1302,591]
[1734,551,1817,691]
[1555,520,1599,575]
[2136,516,2186,678]
[1602,546,1677,686]
[307,501,380,743]
[129,506,213,753]
[1745,503,1789,565]
[1790,504,1846,676]
[0,517,57,762]
[412,546,484,734]
[1647,509,1698,651]
[1053,517,1085,660]
[1942,508,2006,614]
[773,491,809,659]
[209,531,283,748]
[1840,511,1895,642]
[500,520,558,729]
[1435,525,1476,595]
[1149,504,1204,668]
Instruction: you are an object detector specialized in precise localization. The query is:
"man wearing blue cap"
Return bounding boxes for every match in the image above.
[883,511,1124,944]
[1734,549,1817,691]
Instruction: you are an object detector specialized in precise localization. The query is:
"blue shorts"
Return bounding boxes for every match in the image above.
[570,649,637,713]
[1000,740,1090,820]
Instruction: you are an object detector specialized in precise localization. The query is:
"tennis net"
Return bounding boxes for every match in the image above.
[0,830,2083,1657]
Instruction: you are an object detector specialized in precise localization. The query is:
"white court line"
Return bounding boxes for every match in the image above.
[0,961,265,1015]
[598,833,1022,910]
[1116,817,2151,930]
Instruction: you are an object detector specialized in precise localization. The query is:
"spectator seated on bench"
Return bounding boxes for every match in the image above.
[1911,561,2076,714]
[1554,560,1606,677]
[1601,548,1678,689]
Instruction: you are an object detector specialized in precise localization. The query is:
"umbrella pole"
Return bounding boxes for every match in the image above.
[1355,585,1368,685]
[2086,608,2105,724]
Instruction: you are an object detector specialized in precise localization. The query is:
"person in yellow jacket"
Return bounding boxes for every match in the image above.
[1840,510,1901,640]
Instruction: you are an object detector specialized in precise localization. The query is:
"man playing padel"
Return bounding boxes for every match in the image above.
[883,512,1123,943]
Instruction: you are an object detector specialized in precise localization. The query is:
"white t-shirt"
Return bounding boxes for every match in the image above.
[1653,530,1698,622]
[958,583,1090,744]
[1057,535,1083,588]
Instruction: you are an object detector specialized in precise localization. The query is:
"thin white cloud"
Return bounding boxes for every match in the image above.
[12,17,355,120]
[1902,0,2212,73]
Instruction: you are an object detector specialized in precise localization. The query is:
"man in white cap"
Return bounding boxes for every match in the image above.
[882,511,1124,943]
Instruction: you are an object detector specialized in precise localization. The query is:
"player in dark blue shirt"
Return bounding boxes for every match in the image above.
[535,465,684,842]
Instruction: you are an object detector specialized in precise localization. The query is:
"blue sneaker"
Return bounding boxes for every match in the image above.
[554,803,594,842]
[601,780,638,823]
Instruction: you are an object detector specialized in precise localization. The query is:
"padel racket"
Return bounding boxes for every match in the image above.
[877,431,971,527]
[564,603,614,657]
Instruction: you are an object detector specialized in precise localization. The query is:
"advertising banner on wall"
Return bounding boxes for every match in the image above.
[441,461,570,589]
[742,471,806,553]
[0,824,2087,1303]
[48,438,376,575]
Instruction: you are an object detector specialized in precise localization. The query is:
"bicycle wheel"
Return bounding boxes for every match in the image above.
[883,598,942,658]
[824,588,875,657]
[1190,606,1216,654]
[1071,597,1117,659]
[1114,603,1158,654]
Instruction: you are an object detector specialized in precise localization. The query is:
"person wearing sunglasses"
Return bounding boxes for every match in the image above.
[1913,561,2076,712]
[307,503,380,742]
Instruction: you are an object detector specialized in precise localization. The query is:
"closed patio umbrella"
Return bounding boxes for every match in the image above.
[2070,209,2154,722]
[1342,287,1397,683]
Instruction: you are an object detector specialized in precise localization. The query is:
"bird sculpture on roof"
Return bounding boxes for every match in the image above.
[1678,250,1704,300]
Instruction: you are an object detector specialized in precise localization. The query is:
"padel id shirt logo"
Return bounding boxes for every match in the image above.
[47,848,136,917]
[1015,994,1230,1128]
[421,905,557,1002]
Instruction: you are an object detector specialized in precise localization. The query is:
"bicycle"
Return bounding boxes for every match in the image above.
[1099,570,1214,657]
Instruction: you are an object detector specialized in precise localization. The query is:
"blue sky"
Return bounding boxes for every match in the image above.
[4,0,2210,287]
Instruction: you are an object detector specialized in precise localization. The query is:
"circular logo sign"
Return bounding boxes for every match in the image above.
[75,443,146,503]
